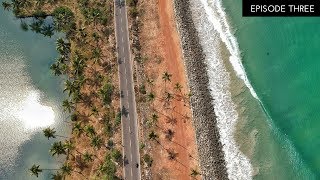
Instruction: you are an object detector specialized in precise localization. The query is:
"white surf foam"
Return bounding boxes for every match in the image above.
[188,0,254,179]
[200,0,258,100]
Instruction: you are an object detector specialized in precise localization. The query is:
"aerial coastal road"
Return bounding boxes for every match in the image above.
[114,0,141,179]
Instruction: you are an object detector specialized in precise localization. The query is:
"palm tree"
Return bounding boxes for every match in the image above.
[29,164,42,177]
[56,38,71,57]
[43,127,56,139]
[190,169,200,177]
[2,2,12,11]
[164,129,175,141]
[84,125,96,137]
[91,136,103,149]
[75,74,86,87]
[50,63,62,76]
[167,149,178,160]
[64,80,78,97]
[148,113,158,126]
[174,82,183,92]
[29,165,59,178]
[72,122,83,136]
[148,131,158,141]
[147,92,155,102]
[162,71,172,89]
[63,140,75,156]
[90,9,101,26]
[60,163,72,175]
[72,53,86,76]
[62,99,74,113]
[50,141,66,156]
[90,106,99,116]
[83,152,94,163]
[43,127,68,139]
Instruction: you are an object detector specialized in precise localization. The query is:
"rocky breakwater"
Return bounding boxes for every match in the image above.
[173,0,229,179]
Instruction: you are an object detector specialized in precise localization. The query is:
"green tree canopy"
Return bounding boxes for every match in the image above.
[53,6,75,34]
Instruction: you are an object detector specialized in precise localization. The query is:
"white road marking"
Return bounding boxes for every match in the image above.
[123,47,125,53]
[122,36,124,42]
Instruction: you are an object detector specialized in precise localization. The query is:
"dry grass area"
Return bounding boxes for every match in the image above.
[128,0,202,179]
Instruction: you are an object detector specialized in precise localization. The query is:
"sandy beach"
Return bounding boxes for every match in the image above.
[134,0,201,179]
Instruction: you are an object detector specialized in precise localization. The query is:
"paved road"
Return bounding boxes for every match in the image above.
[114,0,141,179]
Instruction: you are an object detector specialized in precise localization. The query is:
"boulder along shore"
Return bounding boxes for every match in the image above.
[173,0,229,179]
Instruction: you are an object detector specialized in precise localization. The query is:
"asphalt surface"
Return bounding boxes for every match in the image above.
[114,0,141,179]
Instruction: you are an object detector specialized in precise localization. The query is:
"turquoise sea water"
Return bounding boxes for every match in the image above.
[0,3,68,180]
[222,0,320,179]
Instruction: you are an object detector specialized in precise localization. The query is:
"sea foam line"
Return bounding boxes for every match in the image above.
[189,0,253,179]
[201,0,258,100]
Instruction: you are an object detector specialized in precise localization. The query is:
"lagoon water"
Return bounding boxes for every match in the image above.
[0,3,67,180]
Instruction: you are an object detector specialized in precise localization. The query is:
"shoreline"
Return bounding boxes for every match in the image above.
[173,0,229,179]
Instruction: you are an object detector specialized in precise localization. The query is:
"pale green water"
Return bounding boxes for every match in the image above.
[0,3,68,180]
[223,0,320,179]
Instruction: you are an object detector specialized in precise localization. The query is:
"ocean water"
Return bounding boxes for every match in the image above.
[222,0,320,179]
[190,0,320,179]
[0,3,68,180]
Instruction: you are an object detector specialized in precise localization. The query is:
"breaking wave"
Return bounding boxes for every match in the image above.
[188,0,255,179]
